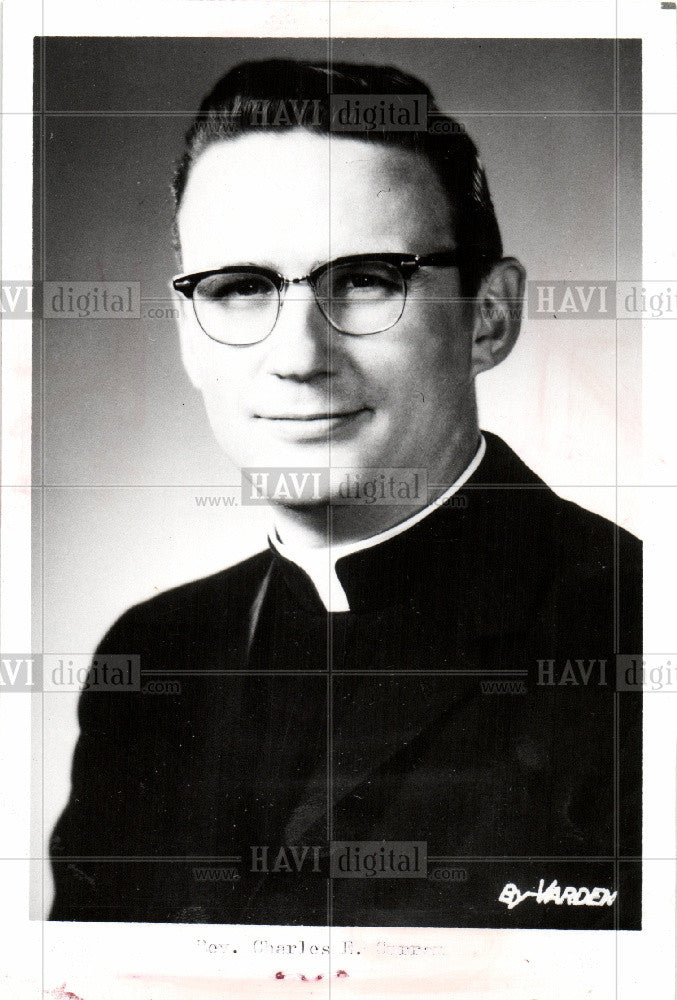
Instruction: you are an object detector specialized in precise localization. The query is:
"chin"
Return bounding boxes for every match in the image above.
[252,444,358,472]
[276,495,332,511]
[221,429,381,479]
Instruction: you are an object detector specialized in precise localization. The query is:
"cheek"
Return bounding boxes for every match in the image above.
[421,313,473,401]
[203,380,248,437]
[192,350,253,434]
[201,389,257,469]
[189,331,250,397]
[374,306,471,402]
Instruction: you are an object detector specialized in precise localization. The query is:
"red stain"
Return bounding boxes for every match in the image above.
[51,985,85,1000]
[274,970,349,982]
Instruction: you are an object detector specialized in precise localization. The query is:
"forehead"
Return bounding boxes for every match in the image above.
[176,130,454,271]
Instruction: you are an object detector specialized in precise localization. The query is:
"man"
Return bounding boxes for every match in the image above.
[50,59,641,929]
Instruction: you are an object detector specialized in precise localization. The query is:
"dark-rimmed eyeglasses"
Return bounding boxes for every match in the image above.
[172,250,462,345]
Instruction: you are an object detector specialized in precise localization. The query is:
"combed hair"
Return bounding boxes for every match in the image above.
[172,59,503,295]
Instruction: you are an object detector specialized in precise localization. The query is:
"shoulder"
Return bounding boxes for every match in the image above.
[478,430,641,570]
[474,432,641,648]
[74,549,273,730]
[96,548,272,652]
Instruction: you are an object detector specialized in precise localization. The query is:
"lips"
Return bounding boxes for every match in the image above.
[256,408,368,421]
[253,407,372,441]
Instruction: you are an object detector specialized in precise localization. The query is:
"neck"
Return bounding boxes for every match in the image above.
[273,427,481,548]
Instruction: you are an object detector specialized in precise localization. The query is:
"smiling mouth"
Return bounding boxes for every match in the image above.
[254,408,372,440]
[256,408,370,422]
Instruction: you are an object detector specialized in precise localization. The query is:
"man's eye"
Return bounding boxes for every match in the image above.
[333,267,400,298]
[347,272,382,289]
[197,274,274,302]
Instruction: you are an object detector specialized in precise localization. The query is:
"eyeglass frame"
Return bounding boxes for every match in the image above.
[171,249,466,344]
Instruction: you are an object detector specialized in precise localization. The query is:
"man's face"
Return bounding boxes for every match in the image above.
[176,130,479,499]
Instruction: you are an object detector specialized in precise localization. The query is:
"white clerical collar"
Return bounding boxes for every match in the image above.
[270,435,486,612]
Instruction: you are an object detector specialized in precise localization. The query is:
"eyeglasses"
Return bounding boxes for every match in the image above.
[172,250,462,345]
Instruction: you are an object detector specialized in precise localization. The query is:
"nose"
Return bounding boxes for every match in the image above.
[264,280,335,382]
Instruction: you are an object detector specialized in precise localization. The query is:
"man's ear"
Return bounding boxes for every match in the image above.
[470,257,526,377]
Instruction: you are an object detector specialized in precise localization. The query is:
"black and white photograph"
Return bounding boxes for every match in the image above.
[37,36,644,932]
[1,5,676,998]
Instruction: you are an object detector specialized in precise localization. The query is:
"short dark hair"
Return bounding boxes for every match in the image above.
[172,59,503,295]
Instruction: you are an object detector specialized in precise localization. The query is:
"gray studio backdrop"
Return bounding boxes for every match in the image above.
[32,37,641,915]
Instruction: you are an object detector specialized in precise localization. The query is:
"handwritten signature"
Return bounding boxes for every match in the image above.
[498,879,617,909]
